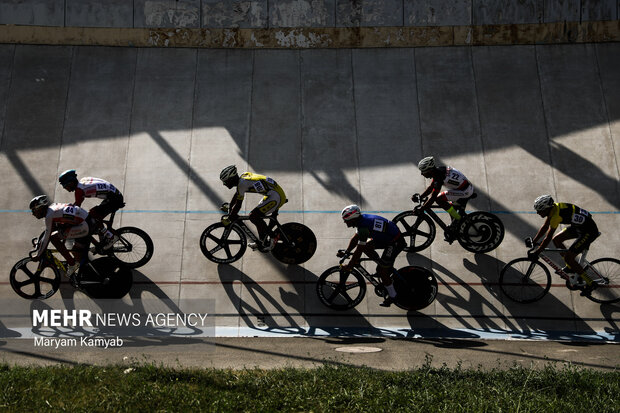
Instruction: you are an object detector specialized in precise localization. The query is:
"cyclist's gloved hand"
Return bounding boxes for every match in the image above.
[527,250,539,261]
[411,193,420,203]
[221,216,232,226]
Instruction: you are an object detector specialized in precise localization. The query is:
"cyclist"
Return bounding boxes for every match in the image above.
[29,195,93,277]
[219,165,287,251]
[529,195,600,295]
[414,156,474,242]
[339,205,406,307]
[58,169,124,250]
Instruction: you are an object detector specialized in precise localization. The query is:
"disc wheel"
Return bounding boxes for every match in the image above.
[392,211,436,252]
[391,266,438,311]
[271,223,317,265]
[78,258,133,299]
[10,257,61,300]
[110,227,154,268]
[199,223,247,264]
[316,266,367,310]
[499,258,551,303]
[457,212,505,253]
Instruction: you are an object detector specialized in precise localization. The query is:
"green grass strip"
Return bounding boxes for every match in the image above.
[0,363,618,412]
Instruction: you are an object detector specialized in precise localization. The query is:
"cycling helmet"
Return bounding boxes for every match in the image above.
[418,156,435,173]
[219,165,238,182]
[59,169,78,186]
[341,204,361,222]
[533,195,554,212]
[29,195,50,211]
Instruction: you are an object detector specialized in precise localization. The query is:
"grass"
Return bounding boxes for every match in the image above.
[0,363,618,412]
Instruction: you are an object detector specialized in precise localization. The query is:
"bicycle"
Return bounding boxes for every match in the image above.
[10,234,133,300]
[499,237,620,304]
[393,194,505,253]
[199,203,317,265]
[316,249,438,311]
[90,210,154,269]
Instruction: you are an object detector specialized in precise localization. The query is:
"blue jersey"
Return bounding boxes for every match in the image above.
[356,214,401,248]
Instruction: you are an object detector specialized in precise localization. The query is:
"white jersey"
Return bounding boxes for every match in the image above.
[35,203,89,258]
[77,177,119,200]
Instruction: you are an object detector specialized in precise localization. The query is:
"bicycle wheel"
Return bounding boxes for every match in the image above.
[457,212,505,253]
[10,257,61,299]
[499,258,551,303]
[585,258,620,304]
[199,222,247,264]
[391,266,438,311]
[271,223,317,265]
[316,266,367,310]
[392,211,436,252]
[110,227,154,268]
[79,258,133,299]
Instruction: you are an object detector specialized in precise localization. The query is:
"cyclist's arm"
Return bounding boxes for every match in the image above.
[74,188,85,207]
[34,215,54,260]
[421,187,439,210]
[532,217,555,255]
[228,192,243,218]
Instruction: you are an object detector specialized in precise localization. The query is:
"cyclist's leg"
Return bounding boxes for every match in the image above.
[553,227,583,272]
[567,227,599,286]
[377,239,405,297]
[59,222,90,267]
[250,191,281,241]
[439,186,473,221]
[50,231,77,265]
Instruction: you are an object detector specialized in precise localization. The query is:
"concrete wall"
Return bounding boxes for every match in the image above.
[0,0,618,28]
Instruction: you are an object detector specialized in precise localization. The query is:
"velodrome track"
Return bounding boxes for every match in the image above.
[0,43,619,346]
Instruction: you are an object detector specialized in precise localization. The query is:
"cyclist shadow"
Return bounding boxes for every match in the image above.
[217,264,399,339]
[45,269,208,348]
[406,252,600,339]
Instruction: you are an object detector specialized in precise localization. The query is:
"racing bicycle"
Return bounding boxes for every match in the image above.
[393,194,504,253]
[499,237,620,304]
[90,210,153,269]
[10,234,132,299]
[200,203,317,265]
[316,250,438,311]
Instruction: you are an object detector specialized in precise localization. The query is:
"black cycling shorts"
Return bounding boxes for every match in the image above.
[378,237,406,268]
[89,193,124,219]
[565,222,599,254]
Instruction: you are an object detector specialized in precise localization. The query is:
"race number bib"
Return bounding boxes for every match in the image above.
[252,181,266,192]
[571,209,587,225]
[373,219,385,233]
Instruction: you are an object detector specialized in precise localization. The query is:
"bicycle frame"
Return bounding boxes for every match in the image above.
[231,214,293,246]
[534,247,605,283]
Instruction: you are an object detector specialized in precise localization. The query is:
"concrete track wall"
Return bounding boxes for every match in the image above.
[0,43,618,338]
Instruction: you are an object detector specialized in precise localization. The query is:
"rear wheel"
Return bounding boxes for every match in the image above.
[10,257,61,300]
[199,223,247,264]
[271,223,317,265]
[110,227,153,268]
[457,212,504,253]
[316,266,367,310]
[499,258,551,303]
[392,211,436,252]
[78,258,133,299]
[391,266,438,311]
[585,258,620,304]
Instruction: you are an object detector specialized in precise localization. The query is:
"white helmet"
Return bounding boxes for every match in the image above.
[533,195,554,212]
[219,165,238,182]
[29,195,50,211]
[341,205,361,222]
[418,156,435,173]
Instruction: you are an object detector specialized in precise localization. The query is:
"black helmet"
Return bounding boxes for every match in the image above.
[59,169,78,186]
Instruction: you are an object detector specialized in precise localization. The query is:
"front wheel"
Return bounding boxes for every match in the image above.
[392,266,438,311]
[585,258,620,304]
[316,266,367,310]
[110,227,154,268]
[392,211,436,252]
[457,211,504,253]
[271,223,317,265]
[199,223,247,264]
[10,257,61,300]
[499,258,551,303]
